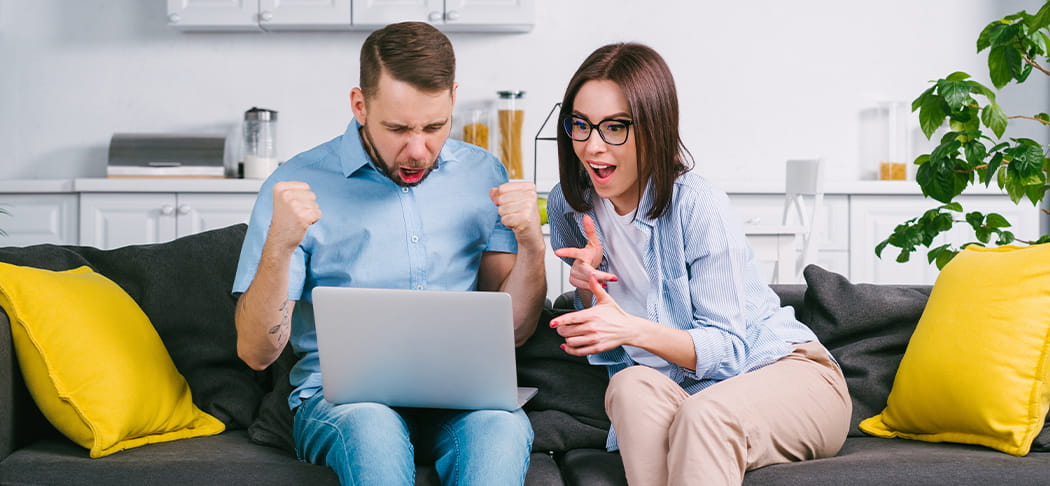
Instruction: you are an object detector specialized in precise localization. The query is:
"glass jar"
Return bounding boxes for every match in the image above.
[497,90,525,180]
[242,107,278,179]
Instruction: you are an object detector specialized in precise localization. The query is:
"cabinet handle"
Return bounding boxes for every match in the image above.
[177,204,191,215]
[445,10,460,21]
[167,13,180,24]
[160,205,175,216]
[746,217,761,225]
[428,11,443,22]
[260,10,273,22]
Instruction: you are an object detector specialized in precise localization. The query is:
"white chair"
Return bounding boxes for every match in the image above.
[744,159,824,284]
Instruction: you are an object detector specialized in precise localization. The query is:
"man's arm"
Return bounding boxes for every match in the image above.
[482,181,547,346]
[236,181,321,371]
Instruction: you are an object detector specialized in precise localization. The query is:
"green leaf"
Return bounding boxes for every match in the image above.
[942,201,964,212]
[927,244,951,264]
[982,152,1005,186]
[939,80,972,110]
[913,153,931,166]
[978,21,1006,52]
[1036,113,1050,123]
[985,212,1012,228]
[965,211,984,228]
[1036,234,1050,244]
[975,226,992,243]
[875,239,890,258]
[1025,183,1047,205]
[988,45,1015,88]
[945,71,971,81]
[966,80,996,103]
[895,248,913,264]
[981,103,1009,138]
[919,95,948,138]
[996,230,1016,245]
[912,85,936,112]
[1027,3,1050,31]
[964,140,988,166]
[935,248,958,269]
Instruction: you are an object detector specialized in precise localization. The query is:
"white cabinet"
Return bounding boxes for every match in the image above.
[543,232,571,304]
[168,0,352,31]
[167,0,263,31]
[80,193,256,250]
[729,194,851,281]
[849,194,1041,284]
[0,194,79,246]
[353,0,534,32]
[168,0,532,32]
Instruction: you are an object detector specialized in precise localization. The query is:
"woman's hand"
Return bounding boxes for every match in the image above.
[553,214,618,290]
[552,275,645,356]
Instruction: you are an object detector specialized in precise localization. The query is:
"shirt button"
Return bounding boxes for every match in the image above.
[402,187,409,193]
[411,235,419,243]
[416,284,424,290]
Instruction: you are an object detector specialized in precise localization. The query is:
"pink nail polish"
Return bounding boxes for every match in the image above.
[609,276,619,282]
[560,344,566,350]
[550,321,558,328]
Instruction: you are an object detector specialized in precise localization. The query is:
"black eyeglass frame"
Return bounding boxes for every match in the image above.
[562,116,634,146]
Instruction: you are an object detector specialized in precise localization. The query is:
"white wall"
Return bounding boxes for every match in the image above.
[0,0,1045,190]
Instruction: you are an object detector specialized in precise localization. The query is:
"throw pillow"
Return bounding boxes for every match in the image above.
[798,264,931,436]
[0,223,264,430]
[0,263,225,458]
[859,244,1050,456]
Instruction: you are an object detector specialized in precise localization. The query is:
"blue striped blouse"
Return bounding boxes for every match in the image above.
[548,171,822,394]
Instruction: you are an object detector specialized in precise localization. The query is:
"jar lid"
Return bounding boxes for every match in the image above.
[245,107,278,121]
[497,90,525,99]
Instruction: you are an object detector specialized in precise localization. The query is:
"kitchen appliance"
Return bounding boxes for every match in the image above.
[106,133,226,178]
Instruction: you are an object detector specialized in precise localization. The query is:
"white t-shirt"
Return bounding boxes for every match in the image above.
[593,198,671,373]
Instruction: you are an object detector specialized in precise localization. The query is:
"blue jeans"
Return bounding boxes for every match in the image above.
[293,393,533,486]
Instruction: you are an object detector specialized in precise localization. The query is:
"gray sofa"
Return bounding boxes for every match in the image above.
[0,223,1047,485]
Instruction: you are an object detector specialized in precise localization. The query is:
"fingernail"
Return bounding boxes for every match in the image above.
[550,321,558,328]
[609,276,619,282]
[559,344,566,350]
[602,284,608,289]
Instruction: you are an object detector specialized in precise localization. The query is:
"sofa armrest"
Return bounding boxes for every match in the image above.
[1,308,15,461]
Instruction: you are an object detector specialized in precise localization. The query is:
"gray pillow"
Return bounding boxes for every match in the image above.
[797,265,931,437]
[0,223,264,430]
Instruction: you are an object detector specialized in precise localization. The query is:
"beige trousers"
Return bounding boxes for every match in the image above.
[605,342,851,486]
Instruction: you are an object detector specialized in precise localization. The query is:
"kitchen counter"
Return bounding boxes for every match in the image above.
[0,178,1017,197]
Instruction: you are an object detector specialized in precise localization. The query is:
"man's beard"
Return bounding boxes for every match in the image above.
[360,125,437,188]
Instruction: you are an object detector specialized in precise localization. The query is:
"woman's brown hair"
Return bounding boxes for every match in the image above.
[360,22,455,98]
[557,43,693,219]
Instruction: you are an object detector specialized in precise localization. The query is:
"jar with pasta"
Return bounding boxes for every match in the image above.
[497,90,525,180]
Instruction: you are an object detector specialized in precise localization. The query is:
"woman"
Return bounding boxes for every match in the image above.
[547,43,851,486]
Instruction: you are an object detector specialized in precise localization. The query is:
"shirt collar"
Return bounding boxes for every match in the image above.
[337,119,459,179]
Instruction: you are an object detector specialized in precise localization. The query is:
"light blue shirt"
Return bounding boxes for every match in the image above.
[233,120,517,409]
[548,172,822,449]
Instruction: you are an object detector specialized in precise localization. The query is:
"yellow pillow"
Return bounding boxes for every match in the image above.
[859,244,1050,456]
[0,263,225,458]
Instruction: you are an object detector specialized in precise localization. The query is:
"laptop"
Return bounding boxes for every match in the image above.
[312,286,538,411]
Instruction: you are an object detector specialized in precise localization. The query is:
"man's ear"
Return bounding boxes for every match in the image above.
[350,87,367,125]
[450,81,458,108]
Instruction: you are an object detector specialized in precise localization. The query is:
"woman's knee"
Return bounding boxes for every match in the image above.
[606,366,673,413]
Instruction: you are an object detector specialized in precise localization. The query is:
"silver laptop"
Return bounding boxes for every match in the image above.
[312,286,538,411]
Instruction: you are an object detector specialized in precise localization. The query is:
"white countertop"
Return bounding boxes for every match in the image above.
[0,177,1015,196]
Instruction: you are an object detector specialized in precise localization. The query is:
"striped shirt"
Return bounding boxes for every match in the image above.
[548,172,823,449]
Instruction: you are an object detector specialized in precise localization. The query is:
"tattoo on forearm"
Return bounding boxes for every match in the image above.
[268,301,292,344]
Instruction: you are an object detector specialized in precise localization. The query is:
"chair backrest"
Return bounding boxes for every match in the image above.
[781,159,824,281]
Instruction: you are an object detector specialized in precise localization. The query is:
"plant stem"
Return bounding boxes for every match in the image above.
[1008,115,1050,125]
[1022,54,1050,77]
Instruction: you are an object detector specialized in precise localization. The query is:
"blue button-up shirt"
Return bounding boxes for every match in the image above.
[233,120,517,409]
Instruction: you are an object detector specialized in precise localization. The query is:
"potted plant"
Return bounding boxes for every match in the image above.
[877,1,1050,268]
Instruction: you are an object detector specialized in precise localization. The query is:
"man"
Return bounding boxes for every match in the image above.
[231,22,545,485]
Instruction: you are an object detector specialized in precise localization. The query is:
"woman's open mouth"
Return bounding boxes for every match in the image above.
[588,162,616,183]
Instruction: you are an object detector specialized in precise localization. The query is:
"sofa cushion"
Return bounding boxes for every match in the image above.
[516,307,611,452]
[0,224,264,430]
[859,244,1050,456]
[0,263,225,458]
[797,265,931,437]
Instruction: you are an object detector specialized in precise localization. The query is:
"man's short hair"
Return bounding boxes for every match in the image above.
[360,22,455,98]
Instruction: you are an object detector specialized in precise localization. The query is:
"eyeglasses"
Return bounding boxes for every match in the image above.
[562,116,634,146]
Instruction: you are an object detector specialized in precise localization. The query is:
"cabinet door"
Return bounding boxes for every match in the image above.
[443,0,533,31]
[167,0,262,31]
[80,194,177,250]
[0,194,78,246]
[175,193,257,237]
[352,0,443,27]
[543,233,572,305]
[260,0,352,30]
[850,194,1041,284]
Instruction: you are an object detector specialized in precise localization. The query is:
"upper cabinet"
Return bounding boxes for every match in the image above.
[167,0,533,32]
